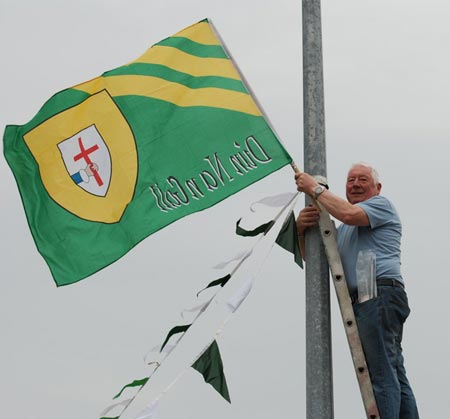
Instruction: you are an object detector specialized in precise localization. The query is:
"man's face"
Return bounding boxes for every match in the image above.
[346,165,381,204]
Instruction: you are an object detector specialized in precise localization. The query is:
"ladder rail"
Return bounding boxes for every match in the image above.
[317,205,380,419]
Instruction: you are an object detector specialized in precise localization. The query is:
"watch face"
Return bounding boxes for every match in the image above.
[314,185,324,198]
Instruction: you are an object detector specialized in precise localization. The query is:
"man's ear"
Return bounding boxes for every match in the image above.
[377,182,382,194]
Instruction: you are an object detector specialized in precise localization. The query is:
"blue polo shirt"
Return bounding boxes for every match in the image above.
[336,195,403,293]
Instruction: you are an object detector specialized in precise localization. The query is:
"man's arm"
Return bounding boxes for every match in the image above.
[295,172,370,226]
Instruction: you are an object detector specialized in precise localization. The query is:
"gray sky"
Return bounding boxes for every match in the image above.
[1,0,449,418]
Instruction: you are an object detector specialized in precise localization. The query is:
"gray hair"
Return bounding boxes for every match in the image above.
[349,162,380,186]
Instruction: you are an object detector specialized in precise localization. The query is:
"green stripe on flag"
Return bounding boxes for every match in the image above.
[155,37,228,59]
[103,63,248,93]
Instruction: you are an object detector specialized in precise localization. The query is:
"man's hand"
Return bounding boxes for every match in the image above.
[295,172,319,196]
[296,205,320,236]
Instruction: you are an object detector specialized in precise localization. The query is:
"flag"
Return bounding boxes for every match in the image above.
[3,19,292,286]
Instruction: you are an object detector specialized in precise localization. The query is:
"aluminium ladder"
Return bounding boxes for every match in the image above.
[314,200,380,419]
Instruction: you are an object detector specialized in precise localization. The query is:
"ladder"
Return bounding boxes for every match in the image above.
[315,202,380,419]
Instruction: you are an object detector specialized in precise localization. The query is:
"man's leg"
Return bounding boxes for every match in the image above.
[389,290,419,419]
[354,292,401,418]
[385,286,419,418]
[397,357,419,418]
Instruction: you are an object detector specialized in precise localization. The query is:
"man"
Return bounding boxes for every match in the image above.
[295,162,419,419]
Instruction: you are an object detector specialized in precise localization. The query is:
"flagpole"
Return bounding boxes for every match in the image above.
[302,1,334,418]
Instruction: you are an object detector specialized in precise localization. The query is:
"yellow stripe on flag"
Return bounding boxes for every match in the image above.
[74,75,261,116]
[172,20,221,45]
[131,46,240,80]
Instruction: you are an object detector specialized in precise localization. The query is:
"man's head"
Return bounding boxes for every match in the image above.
[346,162,382,204]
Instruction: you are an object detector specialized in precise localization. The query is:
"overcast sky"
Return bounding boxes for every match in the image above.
[1,1,449,418]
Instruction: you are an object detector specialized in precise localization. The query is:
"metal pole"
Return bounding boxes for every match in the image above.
[302,1,334,418]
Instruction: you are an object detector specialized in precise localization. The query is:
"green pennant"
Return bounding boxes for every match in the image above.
[275,211,303,268]
[197,274,232,296]
[235,218,275,236]
[235,211,303,268]
[160,324,191,352]
[113,377,150,400]
[192,340,231,403]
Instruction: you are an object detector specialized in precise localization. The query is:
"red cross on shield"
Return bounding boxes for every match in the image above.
[58,125,112,197]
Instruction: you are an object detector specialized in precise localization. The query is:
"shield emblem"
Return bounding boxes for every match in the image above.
[58,125,112,197]
[24,90,138,223]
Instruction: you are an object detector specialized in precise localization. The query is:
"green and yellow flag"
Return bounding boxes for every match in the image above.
[3,19,292,286]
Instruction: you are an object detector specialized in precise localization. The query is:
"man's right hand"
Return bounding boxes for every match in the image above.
[296,205,320,236]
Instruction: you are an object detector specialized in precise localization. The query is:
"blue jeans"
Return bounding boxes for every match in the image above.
[353,285,419,419]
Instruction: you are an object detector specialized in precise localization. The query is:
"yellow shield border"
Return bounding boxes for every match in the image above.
[24,90,138,223]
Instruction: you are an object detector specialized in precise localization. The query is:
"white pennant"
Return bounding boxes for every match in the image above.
[250,192,297,211]
[212,250,251,270]
[180,296,215,320]
[100,398,133,417]
[226,277,254,312]
[134,400,159,419]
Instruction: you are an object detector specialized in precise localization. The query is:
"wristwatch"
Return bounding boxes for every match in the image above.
[313,185,326,199]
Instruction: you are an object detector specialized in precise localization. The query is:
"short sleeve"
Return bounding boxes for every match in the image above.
[357,196,397,229]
